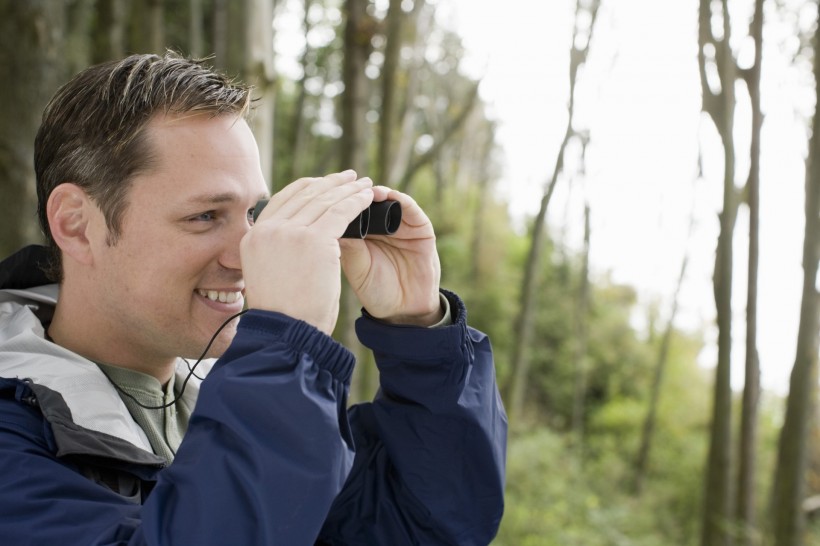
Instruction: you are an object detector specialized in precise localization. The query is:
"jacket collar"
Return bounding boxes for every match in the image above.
[0,285,206,463]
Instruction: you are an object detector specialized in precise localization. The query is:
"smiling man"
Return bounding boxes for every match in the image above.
[0,53,506,545]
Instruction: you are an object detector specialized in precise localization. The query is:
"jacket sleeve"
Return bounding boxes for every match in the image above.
[318,290,508,546]
[0,310,357,546]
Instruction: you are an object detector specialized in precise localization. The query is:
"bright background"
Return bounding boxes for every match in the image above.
[438,0,811,395]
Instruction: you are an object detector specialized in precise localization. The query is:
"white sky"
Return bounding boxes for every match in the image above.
[272,0,813,395]
[439,0,812,395]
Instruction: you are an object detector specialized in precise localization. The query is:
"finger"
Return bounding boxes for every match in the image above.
[280,177,373,229]
[309,186,375,237]
[370,187,434,236]
[256,170,358,222]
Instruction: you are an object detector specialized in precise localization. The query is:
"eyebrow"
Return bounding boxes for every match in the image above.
[186,191,270,205]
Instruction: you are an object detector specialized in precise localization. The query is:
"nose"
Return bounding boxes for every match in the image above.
[218,217,252,271]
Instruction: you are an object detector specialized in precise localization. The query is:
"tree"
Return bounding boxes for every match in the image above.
[243,0,277,186]
[570,203,591,442]
[737,0,765,543]
[506,0,600,423]
[633,210,694,495]
[336,0,374,400]
[698,0,741,542]
[0,1,72,259]
[771,5,820,543]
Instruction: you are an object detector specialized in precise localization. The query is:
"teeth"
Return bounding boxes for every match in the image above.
[197,289,242,304]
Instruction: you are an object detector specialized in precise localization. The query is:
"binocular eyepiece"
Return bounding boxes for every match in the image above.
[252,199,402,239]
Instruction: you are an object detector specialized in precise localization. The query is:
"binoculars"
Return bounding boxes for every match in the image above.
[252,199,402,239]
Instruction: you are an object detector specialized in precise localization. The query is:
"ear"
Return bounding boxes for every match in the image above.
[47,183,100,267]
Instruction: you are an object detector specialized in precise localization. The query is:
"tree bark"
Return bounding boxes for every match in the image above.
[698,0,740,543]
[92,0,127,62]
[376,0,403,186]
[243,0,276,187]
[147,0,165,54]
[212,0,229,70]
[633,213,693,495]
[385,0,428,187]
[287,0,315,184]
[337,0,373,401]
[771,7,820,544]
[0,0,68,259]
[736,0,764,543]
[189,0,204,57]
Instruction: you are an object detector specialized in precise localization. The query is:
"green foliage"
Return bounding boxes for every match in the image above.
[495,428,702,546]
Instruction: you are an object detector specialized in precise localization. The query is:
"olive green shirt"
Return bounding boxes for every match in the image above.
[96,362,194,462]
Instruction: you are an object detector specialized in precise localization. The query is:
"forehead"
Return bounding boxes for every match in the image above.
[135,112,268,201]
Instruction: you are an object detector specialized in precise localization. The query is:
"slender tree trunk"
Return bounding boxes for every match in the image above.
[771,7,820,544]
[244,0,276,186]
[92,0,127,62]
[506,0,599,423]
[397,82,479,194]
[570,203,591,440]
[633,213,693,495]
[469,131,494,284]
[386,0,428,187]
[189,0,204,57]
[0,0,69,258]
[146,0,165,54]
[377,0,402,186]
[65,0,94,74]
[213,0,229,70]
[337,0,372,401]
[736,0,764,543]
[698,0,740,543]
[287,0,314,184]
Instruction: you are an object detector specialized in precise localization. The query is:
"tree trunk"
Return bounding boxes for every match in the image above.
[148,0,165,54]
[287,0,315,184]
[506,0,599,423]
[189,0,204,57]
[212,0,229,70]
[736,0,764,543]
[570,203,591,440]
[385,0,428,187]
[92,0,127,63]
[337,0,372,401]
[771,7,820,544]
[397,82,479,194]
[698,0,740,543]
[0,0,68,259]
[376,0,403,186]
[469,129,494,284]
[243,0,276,187]
[633,213,693,495]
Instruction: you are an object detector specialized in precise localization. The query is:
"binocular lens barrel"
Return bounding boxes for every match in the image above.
[252,199,402,239]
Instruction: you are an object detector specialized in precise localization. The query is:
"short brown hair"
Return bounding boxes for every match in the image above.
[35,52,253,281]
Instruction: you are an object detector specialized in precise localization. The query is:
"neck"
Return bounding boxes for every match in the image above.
[49,288,176,384]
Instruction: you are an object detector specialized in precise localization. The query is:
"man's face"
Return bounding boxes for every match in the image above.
[92,113,268,365]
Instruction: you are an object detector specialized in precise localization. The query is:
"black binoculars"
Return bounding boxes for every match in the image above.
[252,199,402,239]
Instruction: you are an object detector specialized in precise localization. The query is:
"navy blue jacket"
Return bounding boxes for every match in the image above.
[0,246,506,545]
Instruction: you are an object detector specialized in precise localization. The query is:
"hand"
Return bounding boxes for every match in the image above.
[340,187,443,326]
[240,171,374,334]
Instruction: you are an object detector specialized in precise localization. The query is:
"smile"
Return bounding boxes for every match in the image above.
[195,289,243,304]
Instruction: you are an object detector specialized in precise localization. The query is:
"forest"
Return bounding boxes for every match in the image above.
[0,0,819,544]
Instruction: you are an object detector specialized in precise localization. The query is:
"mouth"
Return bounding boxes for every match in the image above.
[195,288,244,305]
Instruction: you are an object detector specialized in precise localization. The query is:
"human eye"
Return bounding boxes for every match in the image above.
[247,207,256,225]
[189,210,217,222]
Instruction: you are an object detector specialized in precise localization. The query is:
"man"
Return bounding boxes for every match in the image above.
[0,53,506,545]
